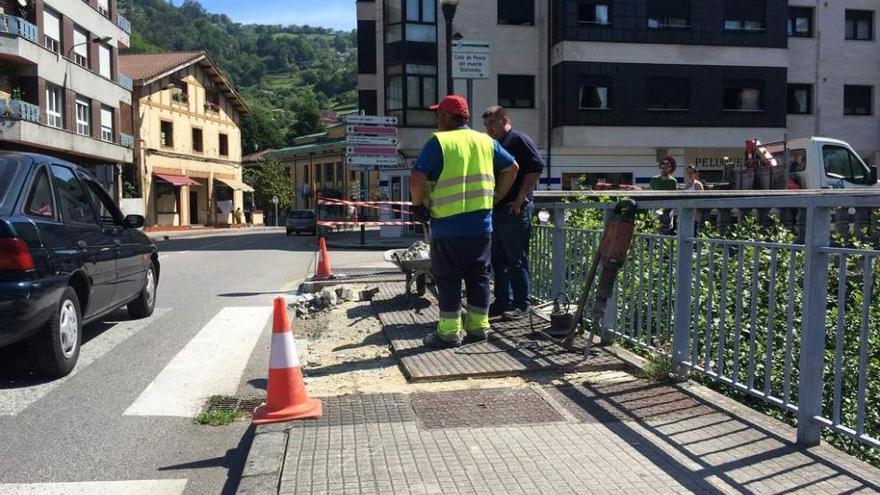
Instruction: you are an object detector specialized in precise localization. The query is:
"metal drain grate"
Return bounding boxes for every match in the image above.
[203,396,265,416]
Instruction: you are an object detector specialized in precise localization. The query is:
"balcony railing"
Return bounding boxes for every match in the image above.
[117,14,131,34]
[118,73,133,91]
[0,99,40,122]
[0,14,38,43]
[119,132,134,148]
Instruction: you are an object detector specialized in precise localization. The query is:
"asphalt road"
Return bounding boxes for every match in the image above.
[0,231,384,494]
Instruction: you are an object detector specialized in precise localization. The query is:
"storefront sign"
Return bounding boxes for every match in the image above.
[684,148,742,170]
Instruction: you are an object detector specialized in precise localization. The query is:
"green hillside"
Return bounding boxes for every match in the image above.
[117,0,357,153]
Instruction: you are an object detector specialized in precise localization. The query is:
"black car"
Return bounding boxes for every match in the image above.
[0,152,159,377]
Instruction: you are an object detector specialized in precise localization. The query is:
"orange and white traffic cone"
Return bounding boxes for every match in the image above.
[314,236,334,279]
[252,297,322,424]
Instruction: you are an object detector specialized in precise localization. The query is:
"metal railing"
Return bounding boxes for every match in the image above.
[117,14,132,34]
[117,73,133,91]
[0,14,37,43]
[531,192,880,449]
[0,99,40,122]
[119,132,134,148]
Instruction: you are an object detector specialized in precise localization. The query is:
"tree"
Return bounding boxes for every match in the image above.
[246,159,294,214]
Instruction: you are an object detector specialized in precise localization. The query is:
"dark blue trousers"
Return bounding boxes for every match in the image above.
[431,234,492,316]
[492,202,533,310]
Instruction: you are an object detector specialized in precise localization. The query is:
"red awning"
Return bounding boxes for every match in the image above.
[153,173,201,187]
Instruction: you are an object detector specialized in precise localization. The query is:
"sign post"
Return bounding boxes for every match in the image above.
[272,195,279,227]
[452,40,490,120]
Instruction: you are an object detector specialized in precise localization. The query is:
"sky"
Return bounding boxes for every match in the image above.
[180,0,357,31]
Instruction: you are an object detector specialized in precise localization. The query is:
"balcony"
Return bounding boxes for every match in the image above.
[0,14,38,43]
[117,14,131,35]
[118,73,133,91]
[0,99,40,123]
[119,132,134,148]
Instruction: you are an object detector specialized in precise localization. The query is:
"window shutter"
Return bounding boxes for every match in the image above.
[73,28,88,57]
[98,44,111,78]
[43,10,60,41]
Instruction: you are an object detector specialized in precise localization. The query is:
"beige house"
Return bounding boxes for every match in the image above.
[119,51,251,228]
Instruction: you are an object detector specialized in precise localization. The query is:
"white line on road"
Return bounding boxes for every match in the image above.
[0,309,171,416]
[124,306,271,417]
[0,479,187,494]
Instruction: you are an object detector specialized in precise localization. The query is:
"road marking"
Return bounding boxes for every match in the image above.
[0,479,187,494]
[0,309,171,416]
[124,306,271,417]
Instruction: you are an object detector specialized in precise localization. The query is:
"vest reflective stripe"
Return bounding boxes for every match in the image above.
[428,129,496,219]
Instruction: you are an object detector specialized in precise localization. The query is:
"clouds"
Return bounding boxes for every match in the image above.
[197,0,355,31]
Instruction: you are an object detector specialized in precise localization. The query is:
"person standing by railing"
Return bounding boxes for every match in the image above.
[650,156,678,233]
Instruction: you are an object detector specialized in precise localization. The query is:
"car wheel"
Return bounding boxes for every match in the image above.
[128,260,157,319]
[30,286,81,377]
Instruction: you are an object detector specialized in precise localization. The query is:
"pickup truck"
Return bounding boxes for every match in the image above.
[730,136,879,190]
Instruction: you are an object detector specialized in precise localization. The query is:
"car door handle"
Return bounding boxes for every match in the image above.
[113,239,121,246]
[77,240,87,249]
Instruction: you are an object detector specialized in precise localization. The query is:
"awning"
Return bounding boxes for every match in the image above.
[214,177,255,192]
[153,173,201,187]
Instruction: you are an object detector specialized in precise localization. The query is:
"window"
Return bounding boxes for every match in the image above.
[100,106,113,142]
[72,27,89,67]
[25,168,55,219]
[219,133,229,156]
[788,7,813,37]
[336,163,343,184]
[45,85,62,129]
[578,84,610,109]
[787,84,812,114]
[845,10,874,41]
[170,79,188,104]
[647,0,690,29]
[772,149,807,173]
[97,0,109,17]
[98,44,111,79]
[823,145,869,183]
[205,91,220,112]
[42,9,61,53]
[81,175,122,226]
[160,121,173,147]
[578,2,610,25]
[498,75,535,108]
[498,0,534,25]
[324,163,334,184]
[404,0,436,42]
[406,65,438,109]
[315,164,322,183]
[387,75,404,111]
[75,96,90,135]
[723,0,765,31]
[844,85,873,115]
[192,128,203,152]
[646,77,689,110]
[723,82,763,111]
[50,165,97,225]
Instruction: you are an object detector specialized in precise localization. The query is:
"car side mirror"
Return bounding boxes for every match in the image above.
[123,214,145,229]
[871,167,878,184]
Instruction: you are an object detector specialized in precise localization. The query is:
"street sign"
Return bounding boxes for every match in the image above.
[347,155,400,167]
[345,115,398,126]
[452,40,490,79]
[346,125,397,135]
[346,134,399,146]
[346,146,397,155]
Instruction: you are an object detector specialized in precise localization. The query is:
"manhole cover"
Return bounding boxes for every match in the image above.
[411,388,563,429]
[204,395,265,416]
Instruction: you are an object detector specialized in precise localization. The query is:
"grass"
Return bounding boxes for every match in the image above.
[640,353,676,385]
[194,409,240,426]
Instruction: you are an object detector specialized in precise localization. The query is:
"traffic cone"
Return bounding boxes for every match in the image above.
[252,297,322,424]
[314,236,334,279]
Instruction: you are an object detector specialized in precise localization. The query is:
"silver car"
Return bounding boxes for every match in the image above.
[285,209,316,236]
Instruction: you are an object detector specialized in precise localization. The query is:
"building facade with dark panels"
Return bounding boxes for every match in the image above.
[357,0,879,190]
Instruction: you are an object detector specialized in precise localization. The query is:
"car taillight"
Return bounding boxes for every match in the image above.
[0,238,35,271]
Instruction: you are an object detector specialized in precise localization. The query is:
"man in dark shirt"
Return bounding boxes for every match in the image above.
[482,106,545,320]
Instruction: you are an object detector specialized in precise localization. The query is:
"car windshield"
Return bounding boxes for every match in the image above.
[289,210,314,219]
[0,157,24,208]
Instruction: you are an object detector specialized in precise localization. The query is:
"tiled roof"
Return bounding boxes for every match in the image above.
[117,51,205,83]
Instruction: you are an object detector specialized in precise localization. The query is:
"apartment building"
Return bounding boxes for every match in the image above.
[0,0,134,197]
[357,0,880,189]
[118,51,251,228]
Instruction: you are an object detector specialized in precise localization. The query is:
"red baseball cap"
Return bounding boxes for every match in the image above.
[430,95,470,119]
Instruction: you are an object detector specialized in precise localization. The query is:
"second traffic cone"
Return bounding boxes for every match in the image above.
[252,297,322,425]
[314,236,334,279]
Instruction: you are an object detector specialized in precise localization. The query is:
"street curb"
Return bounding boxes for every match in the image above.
[147,227,284,241]
[326,241,411,251]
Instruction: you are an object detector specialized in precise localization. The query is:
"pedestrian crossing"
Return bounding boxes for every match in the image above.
[0,479,188,494]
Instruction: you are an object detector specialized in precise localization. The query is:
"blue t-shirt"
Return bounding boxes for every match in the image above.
[412,129,516,239]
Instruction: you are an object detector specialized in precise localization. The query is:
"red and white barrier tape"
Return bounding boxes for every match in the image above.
[318,220,421,227]
[319,198,413,206]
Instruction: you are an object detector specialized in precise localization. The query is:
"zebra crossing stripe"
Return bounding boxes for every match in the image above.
[0,479,187,494]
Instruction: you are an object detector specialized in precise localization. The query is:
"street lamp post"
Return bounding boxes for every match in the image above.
[440,0,460,96]
[65,35,111,59]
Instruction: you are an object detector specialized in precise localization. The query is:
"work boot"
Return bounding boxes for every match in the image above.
[464,306,490,342]
[488,303,509,318]
[502,307,530,321]
[425,313,463,349]
[464,328,490,343]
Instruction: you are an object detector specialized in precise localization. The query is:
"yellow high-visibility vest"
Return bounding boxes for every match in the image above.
[427,128,496,219]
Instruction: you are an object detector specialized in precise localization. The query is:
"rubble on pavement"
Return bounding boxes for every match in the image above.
[398,241,430,261]
[288,285,377,318]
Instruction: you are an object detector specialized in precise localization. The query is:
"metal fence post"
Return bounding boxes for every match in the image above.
[671,206,695,380]
[797,205,831,446]
[551,203,566,299]
[600,207,616,343]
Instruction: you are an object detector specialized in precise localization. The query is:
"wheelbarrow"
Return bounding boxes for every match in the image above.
[384,248,436,299]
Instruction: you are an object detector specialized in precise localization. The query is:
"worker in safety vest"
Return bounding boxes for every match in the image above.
[410,95,519,348]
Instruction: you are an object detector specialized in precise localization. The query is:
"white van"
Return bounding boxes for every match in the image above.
[765,137,879,190]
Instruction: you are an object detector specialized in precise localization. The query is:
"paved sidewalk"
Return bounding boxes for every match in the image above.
[146,226,284,240]
[239,378,880,494]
